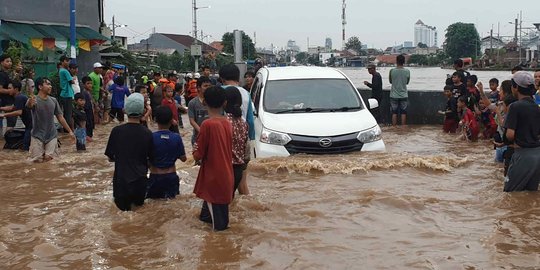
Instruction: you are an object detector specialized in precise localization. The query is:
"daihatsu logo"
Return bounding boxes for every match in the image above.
[319,138,332,148]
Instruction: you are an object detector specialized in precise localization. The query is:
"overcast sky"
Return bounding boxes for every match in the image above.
[104,0,540,50]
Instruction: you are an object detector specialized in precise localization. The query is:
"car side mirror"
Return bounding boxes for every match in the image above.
[368,98,379,109]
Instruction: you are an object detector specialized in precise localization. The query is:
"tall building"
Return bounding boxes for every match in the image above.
[325,37,333,51]
[287,40,300,52]
[414,20,438,47]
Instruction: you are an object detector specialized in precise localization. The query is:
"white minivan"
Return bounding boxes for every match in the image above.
[250,66,385,158]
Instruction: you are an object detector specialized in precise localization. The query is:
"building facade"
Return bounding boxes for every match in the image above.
[0,0,106,77]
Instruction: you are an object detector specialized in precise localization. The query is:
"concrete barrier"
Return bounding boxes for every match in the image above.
[358,89,446,125]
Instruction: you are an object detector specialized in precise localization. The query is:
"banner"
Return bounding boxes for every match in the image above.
[43,38,55,50]
[55,40,68,51]
[78,39,91,51]
[30,38,44,51]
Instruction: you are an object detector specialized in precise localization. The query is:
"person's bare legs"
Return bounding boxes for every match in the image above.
[392,114,398,126]
[238,170,250,195]
[401,114,407,126]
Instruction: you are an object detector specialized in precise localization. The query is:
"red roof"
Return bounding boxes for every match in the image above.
[160,33,217,52]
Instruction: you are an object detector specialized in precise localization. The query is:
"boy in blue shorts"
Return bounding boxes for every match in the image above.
[147,105,187,199]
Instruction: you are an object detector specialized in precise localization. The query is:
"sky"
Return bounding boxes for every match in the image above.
[104,0,540,51]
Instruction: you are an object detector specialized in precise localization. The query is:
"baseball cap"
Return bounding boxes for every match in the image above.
[93,62,104,68]
[125,93,145,117]
[68,62,78,69]
[367,63,376,69]
[512,71,535,88]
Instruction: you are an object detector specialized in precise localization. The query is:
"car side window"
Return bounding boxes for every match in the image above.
[252,76,263,113]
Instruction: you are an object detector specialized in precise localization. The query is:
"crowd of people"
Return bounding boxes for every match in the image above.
[364,56,540,193]
[439,61,540,192]
[0,52,259,231]
[105,63,256,231]
[3,50,540,229]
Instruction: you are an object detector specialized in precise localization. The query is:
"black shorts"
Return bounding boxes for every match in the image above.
[113,178,147,211]
[110,108,125,122]
[199,201,229,231]
[147,173,180,199]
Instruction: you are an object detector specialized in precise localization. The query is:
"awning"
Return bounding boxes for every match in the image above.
[0,20,108,51]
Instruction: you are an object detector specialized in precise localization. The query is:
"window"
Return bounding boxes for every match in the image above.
[252,76,263,113]
[263,79,363,113]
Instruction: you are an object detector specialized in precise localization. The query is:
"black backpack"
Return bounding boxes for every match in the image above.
[3,129,25,150]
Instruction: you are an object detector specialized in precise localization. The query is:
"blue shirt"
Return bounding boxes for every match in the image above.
[108,83,131,109]
[534,93,540,105]
[59,68,74,98]
[151,130,186,168]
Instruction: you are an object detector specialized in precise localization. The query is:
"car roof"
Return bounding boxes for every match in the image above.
[264,66,347,81]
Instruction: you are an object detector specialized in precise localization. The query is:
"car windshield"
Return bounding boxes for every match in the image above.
[263,79,364,113]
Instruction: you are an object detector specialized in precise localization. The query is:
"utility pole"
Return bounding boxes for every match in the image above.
[69,0,76,59]
[112,15,116,42]
[342,0,346,50]
[192,0,199,73]
[519,11,522,64]
[191,0,208,73]
[497,22,500,64]
[145,39,151,63]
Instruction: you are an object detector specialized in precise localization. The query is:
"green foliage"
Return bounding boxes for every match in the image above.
[408,54,428,65]
[408,51,450,66]
[444,22,481,60]
[295,52,308,64]
[417,42,428,48]
[345,36,363,53]
[221,32,257,60]
[5,41,22,64]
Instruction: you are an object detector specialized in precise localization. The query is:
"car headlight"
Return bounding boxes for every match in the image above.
[357,125,382,143]
[260,127,292,146]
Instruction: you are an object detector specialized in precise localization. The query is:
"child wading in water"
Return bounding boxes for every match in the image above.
[73,93,87,151]
[105,93,154,211]
[193,86,234,231]
[147,105,187,199]
[457,95,479,141]
[224,86,249,196]
[439,85,458,133]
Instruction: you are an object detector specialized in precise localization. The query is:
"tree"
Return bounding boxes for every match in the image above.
[295,52,309,64]
[221,32,257,60]
[444,22,481,60]
[408,54,428,65]
[345,36,363,53]
[417,42,428,48]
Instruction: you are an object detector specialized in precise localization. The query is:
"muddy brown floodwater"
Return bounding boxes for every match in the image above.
[1,119,540,269]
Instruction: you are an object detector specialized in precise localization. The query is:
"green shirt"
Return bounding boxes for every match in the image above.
[88,71,101,101]
[389,67,410,99]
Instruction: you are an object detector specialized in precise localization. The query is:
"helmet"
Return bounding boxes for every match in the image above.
[194,72,201,79]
